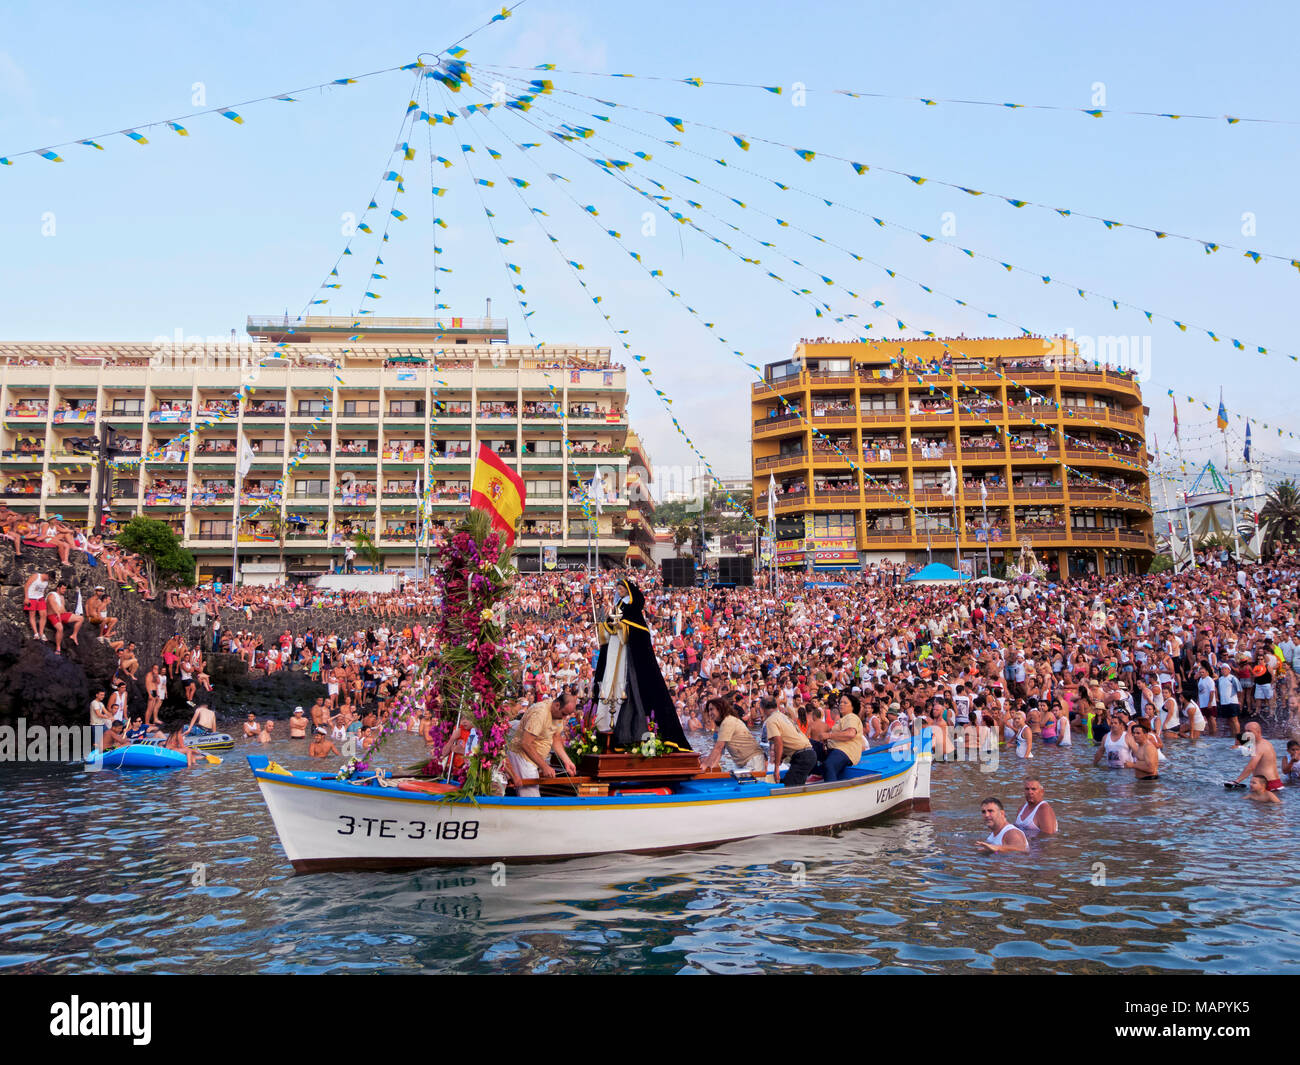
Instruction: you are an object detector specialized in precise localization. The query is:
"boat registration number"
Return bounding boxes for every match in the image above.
[336,816,480,840]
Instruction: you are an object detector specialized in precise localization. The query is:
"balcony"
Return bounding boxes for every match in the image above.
[774,492,808,507]
[1009,445,1061,459]
[810,412,859,427]
[858,408,904,423]
[753,413,805,436]
[754,452,807,472]
[1014,486,1065,502]
[1070,528,1118,544]
[813,486,860,504]
[862,530,913,545]
[912,488,952,504]
[960,442,1007,458]
[861,447,906,464]
[962,487,1009,502]
[909,408,955,424]
[52,409,97,424]
[959,404,1002,421]
[1006,404,1055,421]
[910,446,954,462]
[862,487,905,503]
[1020,527,1069,543]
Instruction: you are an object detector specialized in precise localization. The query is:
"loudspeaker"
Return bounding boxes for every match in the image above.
[661,558,696,587]
[715,555,754,586]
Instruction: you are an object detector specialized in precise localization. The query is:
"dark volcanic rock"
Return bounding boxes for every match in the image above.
[0,544,437,727]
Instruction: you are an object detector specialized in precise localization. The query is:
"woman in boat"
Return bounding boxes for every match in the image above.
[818,694,865,782]
[700,697,766,775]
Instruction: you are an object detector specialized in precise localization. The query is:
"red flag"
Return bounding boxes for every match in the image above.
[470,442,526,546]
[1172,395,1179,441]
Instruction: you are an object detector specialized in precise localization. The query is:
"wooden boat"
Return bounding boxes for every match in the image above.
[249,737,932,873]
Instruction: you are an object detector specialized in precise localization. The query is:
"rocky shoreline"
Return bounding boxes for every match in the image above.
[0,546,436,728]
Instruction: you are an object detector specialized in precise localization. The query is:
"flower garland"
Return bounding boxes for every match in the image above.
[333,508,516,788]
[424,507,516,795]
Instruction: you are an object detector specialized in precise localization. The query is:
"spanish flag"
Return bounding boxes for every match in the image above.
[470,442,525,546]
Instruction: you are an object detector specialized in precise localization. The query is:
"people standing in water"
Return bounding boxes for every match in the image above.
[1014,778,1058,836]
[1229,722,1282,793]
[1128,722,1161,780]
[976,797,1029,853]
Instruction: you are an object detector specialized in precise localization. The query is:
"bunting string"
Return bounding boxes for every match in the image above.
[488,62,1300,127]
[482,70,1298,365]
[478,67,1300,274]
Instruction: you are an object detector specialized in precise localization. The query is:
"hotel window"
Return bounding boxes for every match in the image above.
[294,479,329,497]
[343,399,379,416]
[256,439,285,454]
[528,439,564,456]
[198,519,232,538]
[110,398,144,414]
[389,399,424,416]
[875,514,906,531]
[112,478,139,496]
[862,393,897,410]
[297,399,329,416]
[526,480,562,497]
[812,512,855,538]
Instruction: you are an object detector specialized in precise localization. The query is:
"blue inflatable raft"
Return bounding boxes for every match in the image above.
[86,744,190,770]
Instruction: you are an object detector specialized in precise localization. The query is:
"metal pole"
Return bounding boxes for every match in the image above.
[1224,432,1241,559]
[982,497,991,577]
[1174,432,1198,570]
[232,474,243,585]
[925,507,932,563]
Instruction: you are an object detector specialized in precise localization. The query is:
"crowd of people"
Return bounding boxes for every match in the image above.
[58,516,1300,835]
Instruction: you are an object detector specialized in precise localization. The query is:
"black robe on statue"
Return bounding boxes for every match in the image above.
[591,579,690,751]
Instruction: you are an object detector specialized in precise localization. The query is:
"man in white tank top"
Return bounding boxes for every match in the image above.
[1015,778,1058,836]
[977,797,1028,853]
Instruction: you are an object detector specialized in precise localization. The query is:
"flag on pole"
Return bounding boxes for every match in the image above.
[943,462,957,496]
[1172,395,1180,440]
[587,473,603,515]
[1244,420,1252,463]
[1217,389,1228,432]
[237,436,254,479]
[470,442,526,545]
[979,479,987,504]
[767,474,776,522]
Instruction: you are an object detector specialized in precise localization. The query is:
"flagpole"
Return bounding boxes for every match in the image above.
[231,485,241,586]
[1221,393,1241,559]
[982,493,991,577]
[1173,404,1198,570]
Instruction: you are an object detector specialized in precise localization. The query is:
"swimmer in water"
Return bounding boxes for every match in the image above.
[1128,722,1160,780]
[1248,774,1281,804]
[1014,778,1058,836]
[976,797,1028,853]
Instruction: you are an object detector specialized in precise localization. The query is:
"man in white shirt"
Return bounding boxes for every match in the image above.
[1216,663,1242,737]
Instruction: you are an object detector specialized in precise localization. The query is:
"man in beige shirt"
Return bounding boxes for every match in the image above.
[507,693,576,797]
[762,697,815,786]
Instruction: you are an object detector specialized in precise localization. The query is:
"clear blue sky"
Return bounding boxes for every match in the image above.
[2,0,1297,490]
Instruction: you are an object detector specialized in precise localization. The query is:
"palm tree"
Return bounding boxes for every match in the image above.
[1259,479,1300,558]
[354,529,383,571]
[672,522,693,557]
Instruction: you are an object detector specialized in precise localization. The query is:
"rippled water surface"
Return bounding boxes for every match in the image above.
[2,733,1297,973]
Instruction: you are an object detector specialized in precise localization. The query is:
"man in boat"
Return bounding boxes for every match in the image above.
[591,578,690,752]
[761,697,816,786]
[506,693,577,797]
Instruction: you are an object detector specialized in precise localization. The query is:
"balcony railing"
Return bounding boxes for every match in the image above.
[774,492,808,507]
[754,452,806,471]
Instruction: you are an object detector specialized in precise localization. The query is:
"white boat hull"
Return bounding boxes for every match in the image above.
[251,742,932,873]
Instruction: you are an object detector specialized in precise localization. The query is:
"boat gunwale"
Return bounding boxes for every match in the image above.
[249,753,919,811]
